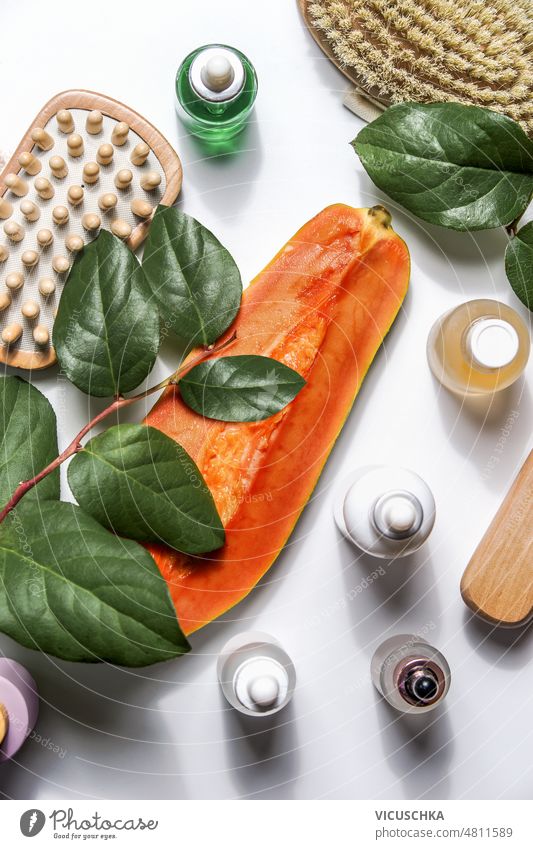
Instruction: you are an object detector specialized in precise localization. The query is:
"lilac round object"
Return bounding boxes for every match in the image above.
[0,659,39,762]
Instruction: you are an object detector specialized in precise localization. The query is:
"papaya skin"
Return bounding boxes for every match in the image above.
[144,204,410,634]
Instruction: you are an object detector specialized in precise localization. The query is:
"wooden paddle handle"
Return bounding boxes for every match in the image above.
[461,451,533,627]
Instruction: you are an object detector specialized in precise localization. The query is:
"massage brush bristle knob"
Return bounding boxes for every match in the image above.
[37,228,53,248]
[140,171,161,191]
[33,325,50,346]
[111,219,132,240]
[21,299,40,320]
[4,173,29,197]
[31,126,54,150]
[82,213,101,232]
[65,234,84,253]
[1,323,23,345]
[86,110,103,134]
[38,277,56,297]
[111,121,129,146]
[5,272,24,291]
[4,220,25,242]
[21,250,39,268]
[114,169,133,190]
[34,177,54,200]
[52,206,69,226]
[20,200,41,222]
[130,142,150,166]
[97,143,114,166]
[0,199,13,219]
[56,109,74,133]
[131,198,153,218]
[83,162,100,184]
[67,185,84,206]
[49,155,68,179]
[67,133,84,158]
[18,151,41,176]
[52,255,70,274]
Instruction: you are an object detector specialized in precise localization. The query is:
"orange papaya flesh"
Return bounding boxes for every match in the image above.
[144,204,410,635]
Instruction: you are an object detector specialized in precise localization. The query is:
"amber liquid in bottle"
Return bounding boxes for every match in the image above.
[427,299,530,396]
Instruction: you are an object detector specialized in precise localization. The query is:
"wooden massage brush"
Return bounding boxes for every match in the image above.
[298,0,533,135]
[0,90,183,370]
[461,451,533,628]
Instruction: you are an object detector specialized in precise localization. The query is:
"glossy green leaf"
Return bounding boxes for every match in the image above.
[0,501,189,666]
[53,229,160,397]
[353,103,533,231]
[142,206,242,346]
[505,222,533,310]
[68,424,224,554]
[0,376,59,506]
[179,355,306,422]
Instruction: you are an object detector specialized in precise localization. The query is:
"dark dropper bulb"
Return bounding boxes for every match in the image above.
[405,669,439,704]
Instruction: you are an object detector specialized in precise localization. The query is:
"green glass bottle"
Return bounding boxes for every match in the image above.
[175,44,258,142]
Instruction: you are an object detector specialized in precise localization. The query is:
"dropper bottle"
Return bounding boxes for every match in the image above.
[175,44,258,141]
[427,299,530,396]
[334,466,436,559]
[217,632,296,717]
[371,635,451,714]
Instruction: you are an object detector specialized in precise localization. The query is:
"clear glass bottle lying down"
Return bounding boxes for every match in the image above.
[427,298,530,396]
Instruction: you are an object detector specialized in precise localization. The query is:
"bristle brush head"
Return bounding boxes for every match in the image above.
[306,0,533,135]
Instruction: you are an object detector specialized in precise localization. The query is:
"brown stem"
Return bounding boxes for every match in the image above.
[505,213,525,238]
[0,333,236,524]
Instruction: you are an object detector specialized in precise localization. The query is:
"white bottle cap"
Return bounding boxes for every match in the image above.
[189,46,245,103]
[466,318,520,370]
[374,494,420,537]
[201,55,235,92]
[234,657,289,713]
[247,675,280,708]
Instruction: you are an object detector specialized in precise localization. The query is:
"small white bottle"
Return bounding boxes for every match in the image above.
[371,634,451,714]
[427,299,530,396]
[334,466,436,559]
[217,632,296,717]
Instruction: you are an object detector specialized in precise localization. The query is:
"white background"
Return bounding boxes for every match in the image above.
[0,0,532,801]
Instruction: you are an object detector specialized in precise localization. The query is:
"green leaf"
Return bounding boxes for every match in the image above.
[352,103,533,231]
[142,206,242,346]
[68,424,224,554]
[179,355,306,422]
[0,377,59,506]
[505,222,533,310]
[0,501,189,666]
[53,230,160,397]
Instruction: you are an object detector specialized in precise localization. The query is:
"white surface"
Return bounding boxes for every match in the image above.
[0,0,532,801]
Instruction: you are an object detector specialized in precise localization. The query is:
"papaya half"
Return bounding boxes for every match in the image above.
[144,204,410,634]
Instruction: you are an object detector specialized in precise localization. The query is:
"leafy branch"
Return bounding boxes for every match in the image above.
[0,333,235,524]
[0,206,305,666]
[352,101,533,310]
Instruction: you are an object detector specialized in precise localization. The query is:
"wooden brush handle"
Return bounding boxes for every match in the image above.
[461,451,533,627]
